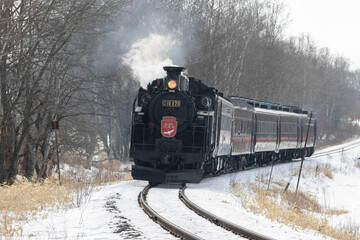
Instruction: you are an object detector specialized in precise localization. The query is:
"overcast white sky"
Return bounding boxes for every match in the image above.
[282,0,360,70]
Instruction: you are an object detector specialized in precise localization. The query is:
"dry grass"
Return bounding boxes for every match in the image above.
[230,179,358,240]
[315,164,334,179]
[92,161,132,183]
[318,165,334,179]
[92,160,127,172]
[0,178,75,238]
[62,153,124,170]
[62,163,132,186]
[288,165,314,178]
[0,156,132,239]
[287,164,334,180]
[62,153,132,183]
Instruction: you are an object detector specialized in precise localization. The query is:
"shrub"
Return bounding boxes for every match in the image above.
[0,178,75,238]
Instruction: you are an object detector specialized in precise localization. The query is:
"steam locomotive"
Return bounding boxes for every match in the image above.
[130,66,316,183]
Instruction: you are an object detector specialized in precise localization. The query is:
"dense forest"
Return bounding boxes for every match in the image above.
[1,0,360,184]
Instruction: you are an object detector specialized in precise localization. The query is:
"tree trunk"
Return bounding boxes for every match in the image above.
[86,153,94,169]
[24,135,37,181]
[36,131,52,182]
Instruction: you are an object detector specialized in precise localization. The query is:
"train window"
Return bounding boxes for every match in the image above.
[234,120,238,134]
[234,119,251,135]
[245,121,250,134]
[221,115,232,131]
[257,121,263,134]
[281,122,297,134]
[257,121,276,134]
[271,122,276,134]
[258,121,262,134]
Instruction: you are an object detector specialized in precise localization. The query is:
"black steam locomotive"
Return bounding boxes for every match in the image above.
[130,66,316,183]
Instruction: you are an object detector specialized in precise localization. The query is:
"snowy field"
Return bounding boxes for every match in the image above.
[19,139,360,239]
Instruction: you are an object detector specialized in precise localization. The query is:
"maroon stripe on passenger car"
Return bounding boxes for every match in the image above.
[256,137,277,141]
[232,138,252,142]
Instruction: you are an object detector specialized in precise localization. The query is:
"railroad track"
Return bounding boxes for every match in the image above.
[138,184,201,240]
[179,186,272,240]
[139,184,273,240]
[311,140,360,158]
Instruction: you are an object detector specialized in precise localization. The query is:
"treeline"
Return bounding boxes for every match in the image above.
[181,0,360,143]
[1,0,359,184]
[0,0,133,184]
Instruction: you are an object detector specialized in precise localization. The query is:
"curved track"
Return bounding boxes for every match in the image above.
[138,184,201,239]
[179,186,273,240]
[139,184,274,240]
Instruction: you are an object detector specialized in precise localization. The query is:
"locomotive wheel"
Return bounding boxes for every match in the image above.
[256,154,263,167]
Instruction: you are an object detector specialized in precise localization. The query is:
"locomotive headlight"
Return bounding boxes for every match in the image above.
[168,80,177,89]
[141,93,151,105]
[202,96,212,108]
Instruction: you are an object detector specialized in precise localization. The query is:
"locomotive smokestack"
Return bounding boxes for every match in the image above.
[163,66,189,91]
[163,66,185,79]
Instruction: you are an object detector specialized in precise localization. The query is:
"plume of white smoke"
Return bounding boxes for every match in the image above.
[122,33,181,88]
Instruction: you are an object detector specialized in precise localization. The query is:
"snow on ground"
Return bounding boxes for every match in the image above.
[19,139,360,239]
[21,181,173,240]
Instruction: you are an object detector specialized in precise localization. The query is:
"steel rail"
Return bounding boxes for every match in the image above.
[179,186,274,240]
[138,184,203,240]
[311,141,360,158]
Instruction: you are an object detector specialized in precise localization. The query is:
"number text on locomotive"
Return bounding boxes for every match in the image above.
[162,100,181,107]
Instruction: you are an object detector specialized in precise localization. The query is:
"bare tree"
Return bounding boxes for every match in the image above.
[0,0,128,184]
